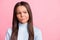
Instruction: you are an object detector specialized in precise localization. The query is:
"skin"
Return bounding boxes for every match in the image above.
[16,6,29,24]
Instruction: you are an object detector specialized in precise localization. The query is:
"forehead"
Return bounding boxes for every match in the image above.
[16,6,27,12]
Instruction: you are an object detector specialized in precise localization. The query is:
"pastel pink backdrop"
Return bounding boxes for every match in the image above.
[0,0,60,40]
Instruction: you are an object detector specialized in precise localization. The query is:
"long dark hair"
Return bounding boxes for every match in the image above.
[10,1,34,40]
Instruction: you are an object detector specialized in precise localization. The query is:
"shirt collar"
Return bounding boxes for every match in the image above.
[18,22,28,28]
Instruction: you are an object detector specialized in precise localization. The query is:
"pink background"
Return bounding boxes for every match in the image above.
[0,0,60,40]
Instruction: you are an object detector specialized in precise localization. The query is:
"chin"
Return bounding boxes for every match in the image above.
[21,21,27,24]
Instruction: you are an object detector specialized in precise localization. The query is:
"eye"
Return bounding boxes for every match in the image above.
[17,12,21,14]
[23,11,27,14]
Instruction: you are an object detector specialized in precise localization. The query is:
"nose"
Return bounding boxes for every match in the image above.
[21,13,24,17]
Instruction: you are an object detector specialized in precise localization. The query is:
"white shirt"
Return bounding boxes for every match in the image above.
[5,23,42,40]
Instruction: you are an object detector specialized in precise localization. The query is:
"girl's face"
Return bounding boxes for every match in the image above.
[16,6,29,24]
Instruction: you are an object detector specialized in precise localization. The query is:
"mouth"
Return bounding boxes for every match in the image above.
[21,18,25,20]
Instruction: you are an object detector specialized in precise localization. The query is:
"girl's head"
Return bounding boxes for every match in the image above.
[11,1,34,40]
[16,5,29,24]
[13,1,33,24]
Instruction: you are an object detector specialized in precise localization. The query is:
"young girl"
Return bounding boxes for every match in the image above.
[5,1,42,40]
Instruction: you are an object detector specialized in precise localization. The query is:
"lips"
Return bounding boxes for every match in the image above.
[21,18,25,20]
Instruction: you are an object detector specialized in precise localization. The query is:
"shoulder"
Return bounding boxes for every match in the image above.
[6,28,12,36]
[5,28,12,40]
[33,26,42,33]
[33,26,42,36]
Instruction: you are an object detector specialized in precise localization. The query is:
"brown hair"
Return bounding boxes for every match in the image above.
[10,1,34,40]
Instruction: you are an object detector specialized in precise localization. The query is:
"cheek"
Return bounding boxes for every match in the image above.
[26,14,29,20]
[16,15,21,20]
